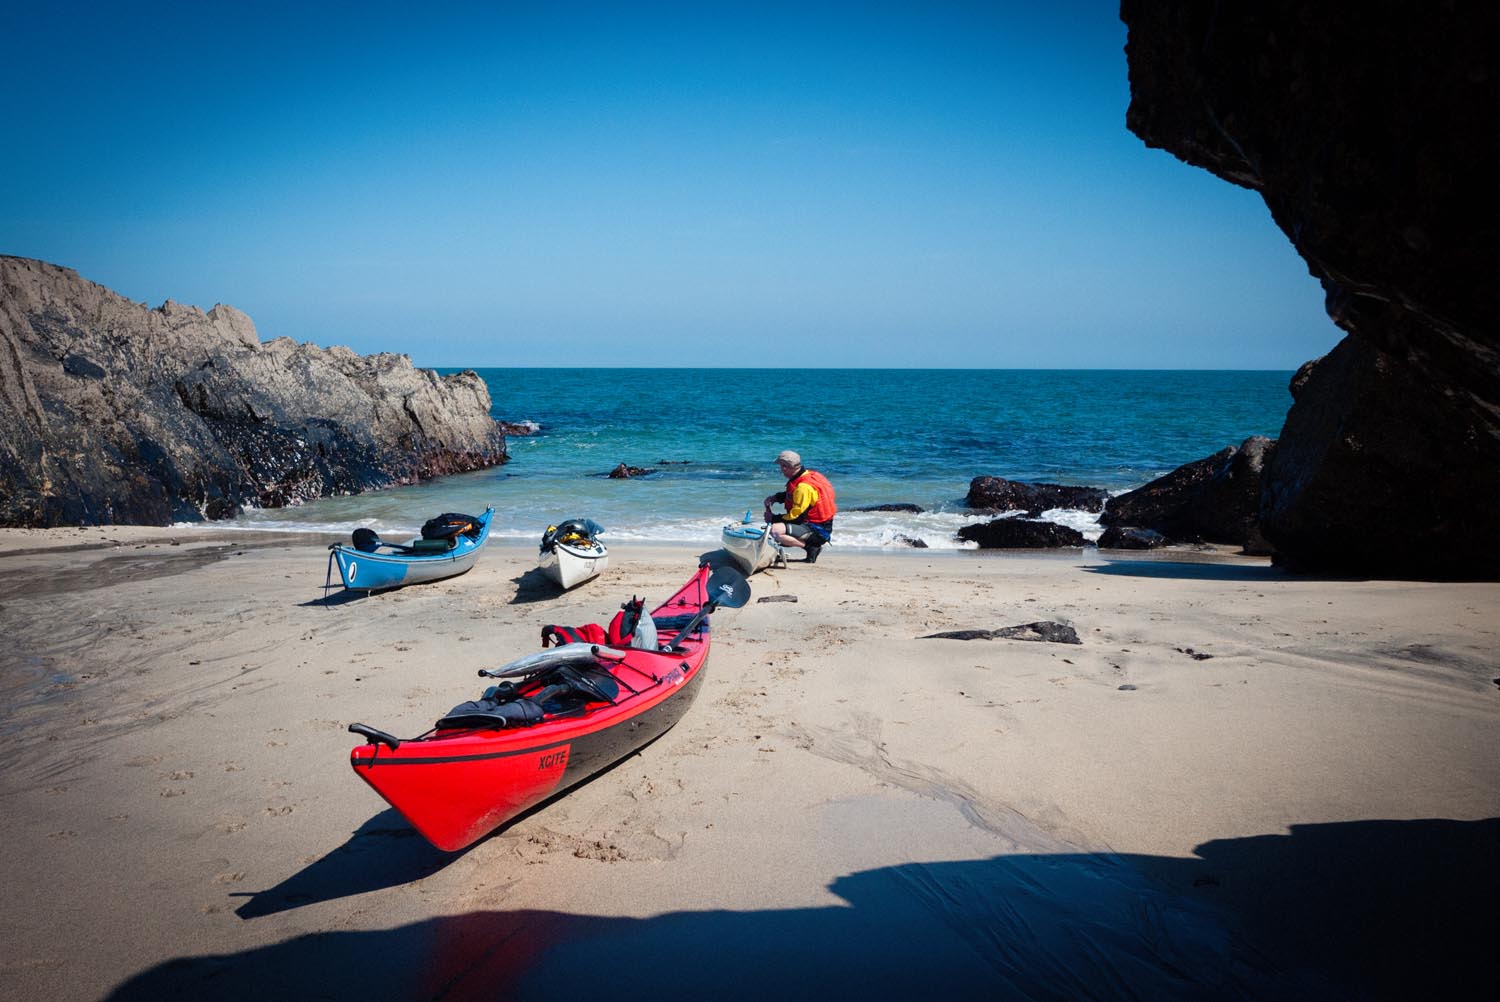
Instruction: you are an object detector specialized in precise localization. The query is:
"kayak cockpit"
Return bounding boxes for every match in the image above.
[436,663,622,730]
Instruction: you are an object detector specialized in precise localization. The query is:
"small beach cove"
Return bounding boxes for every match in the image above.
[2,528,1495,999]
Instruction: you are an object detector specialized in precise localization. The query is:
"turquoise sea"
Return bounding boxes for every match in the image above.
[224,369,1293,550]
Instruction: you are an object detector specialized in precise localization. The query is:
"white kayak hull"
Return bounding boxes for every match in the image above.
[540,540,609,589]
[721,522,783,575]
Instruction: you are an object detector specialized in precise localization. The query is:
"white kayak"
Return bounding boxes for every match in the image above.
[539,518,609,589]
[720,517,785,576]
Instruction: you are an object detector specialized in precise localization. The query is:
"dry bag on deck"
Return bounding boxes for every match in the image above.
[542,596,660,652]
[422,513,482,541]
[540,517,605,553]
[607,597,659,650]
[540,623,608,647]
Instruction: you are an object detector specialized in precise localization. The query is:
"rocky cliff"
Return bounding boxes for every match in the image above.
[0,256,508,526]
[1122,1,1500,577]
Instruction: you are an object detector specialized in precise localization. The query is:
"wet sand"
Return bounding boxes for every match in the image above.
[1,527,1496,1000]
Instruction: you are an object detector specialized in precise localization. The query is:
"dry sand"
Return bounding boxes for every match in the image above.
[0,527,1496,1000]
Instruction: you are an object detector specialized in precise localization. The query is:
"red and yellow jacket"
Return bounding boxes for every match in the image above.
[779,468,837,526]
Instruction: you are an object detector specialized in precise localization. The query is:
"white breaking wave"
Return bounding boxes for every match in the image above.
[192,504,1105,551]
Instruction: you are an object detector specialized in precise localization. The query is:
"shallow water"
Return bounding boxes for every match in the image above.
[224,368,1293,550]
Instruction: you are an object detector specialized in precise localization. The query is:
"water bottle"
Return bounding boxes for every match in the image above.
[743,510,754,523]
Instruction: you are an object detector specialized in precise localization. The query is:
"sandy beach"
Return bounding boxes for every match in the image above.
[1,527,1496,1000]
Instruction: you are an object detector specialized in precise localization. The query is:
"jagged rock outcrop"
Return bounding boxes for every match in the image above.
[1100,436,1274,554]
[0,256,508,526]
[957,518,1087,549]
[1123,2,1500,577]
[966,476,1108,515]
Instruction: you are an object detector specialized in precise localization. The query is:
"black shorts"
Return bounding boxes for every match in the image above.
[785,522,830,544]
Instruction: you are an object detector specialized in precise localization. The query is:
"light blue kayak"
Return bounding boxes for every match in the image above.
[720,514,785,575]
[328,507,495,593]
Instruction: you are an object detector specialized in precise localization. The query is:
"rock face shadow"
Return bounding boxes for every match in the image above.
[1085,559,1293,582]
[116,817,1496,1001]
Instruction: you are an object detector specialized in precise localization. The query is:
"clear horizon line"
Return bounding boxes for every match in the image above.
[425,364,1301,373]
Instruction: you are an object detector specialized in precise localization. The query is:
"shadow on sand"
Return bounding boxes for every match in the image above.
[300,587,371,607]
[697,548,735,569]
[116,817,1496,1000]
[1085,558,1295,583]
[234,745,663,920]
[231,810,453,919]
[1086,557,1492,586]
[508,566,562,604]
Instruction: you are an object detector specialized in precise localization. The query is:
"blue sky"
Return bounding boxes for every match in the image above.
[2,2,1338,368]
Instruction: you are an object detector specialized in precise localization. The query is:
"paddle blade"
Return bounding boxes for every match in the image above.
[665,566,749,653]
[482,643,605,678]
[705,565,751,609]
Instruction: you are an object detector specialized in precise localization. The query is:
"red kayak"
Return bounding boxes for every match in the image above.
[348,564,749,851]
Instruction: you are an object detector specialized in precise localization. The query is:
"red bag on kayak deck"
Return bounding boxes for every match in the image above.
[540,597,651,650]
[540,623,606,647]
[607,598,646,647]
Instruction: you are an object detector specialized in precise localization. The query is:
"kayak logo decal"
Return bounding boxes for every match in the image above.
[538,748,569,770]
